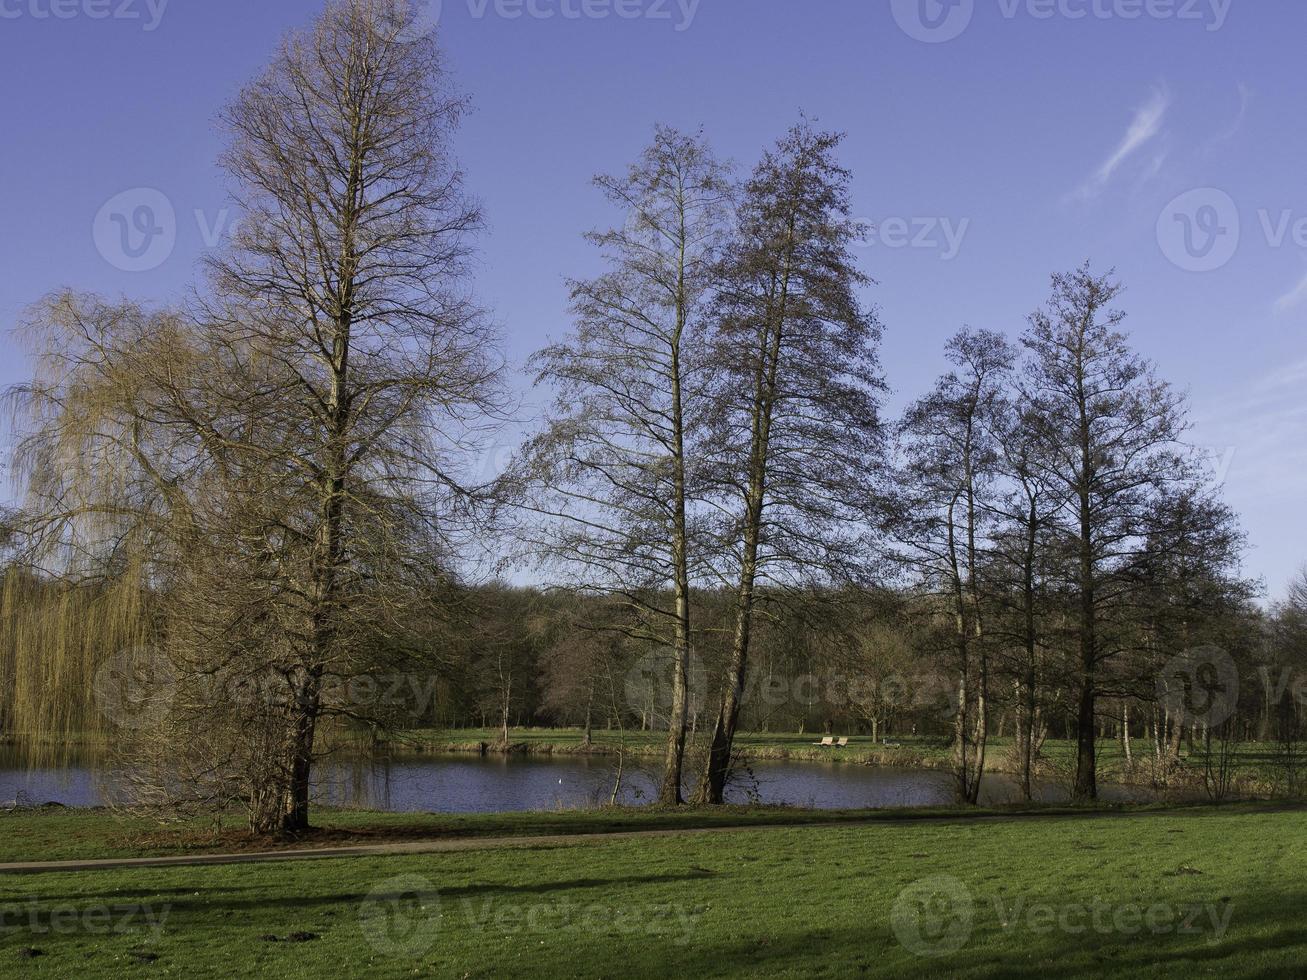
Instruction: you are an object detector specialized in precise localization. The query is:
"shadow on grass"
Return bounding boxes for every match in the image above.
[1,870,718,926]
[640,892,1307,979]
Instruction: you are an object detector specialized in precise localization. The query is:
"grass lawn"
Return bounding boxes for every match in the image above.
[0,802,1168,865]
[1,805,1304,977]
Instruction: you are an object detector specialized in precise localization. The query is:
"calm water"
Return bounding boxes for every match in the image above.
[0,747,1165,812]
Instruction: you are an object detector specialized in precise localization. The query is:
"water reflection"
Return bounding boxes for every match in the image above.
[0,746,1172,813]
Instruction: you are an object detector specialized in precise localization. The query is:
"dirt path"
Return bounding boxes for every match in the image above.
[2,820,919,875]
[5,803,1293,876]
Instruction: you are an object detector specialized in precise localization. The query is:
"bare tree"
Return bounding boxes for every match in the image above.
[1021,264,1198,801]
[514,127,732,805]
[987,405,1058,801]
[696,122,887,804]
[7,0,503,834]
[1129,490,1251,769]
[896,329,1012,803]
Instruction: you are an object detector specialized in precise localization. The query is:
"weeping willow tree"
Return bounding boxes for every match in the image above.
[3,0,503,835]
[1,298,171,763]
[0,568,151,760]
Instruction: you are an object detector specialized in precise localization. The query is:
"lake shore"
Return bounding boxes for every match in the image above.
[393,727,1263,797]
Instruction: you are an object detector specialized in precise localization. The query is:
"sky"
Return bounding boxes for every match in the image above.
[0,0,1303,599]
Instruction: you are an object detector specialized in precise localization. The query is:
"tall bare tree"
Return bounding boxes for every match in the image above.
[7,0,502,834]
[897,329,1012,803]
[696,123,887,804]
[515,127,732,804]
[1021,264,1197,801]
[987,403,1058,801]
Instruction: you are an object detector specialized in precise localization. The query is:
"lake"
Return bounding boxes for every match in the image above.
[0,747,1174,812]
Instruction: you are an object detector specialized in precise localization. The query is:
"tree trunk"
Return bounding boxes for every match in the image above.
[582,684,594,748]
[698,220,793,805]
[698,567,757,804]
[500,674,511,747]
[1073,454,1098,801]
[283,670,320,834]
[1121,701,1133,767]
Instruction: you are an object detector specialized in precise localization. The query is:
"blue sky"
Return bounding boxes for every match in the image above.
[0,0,1303,597]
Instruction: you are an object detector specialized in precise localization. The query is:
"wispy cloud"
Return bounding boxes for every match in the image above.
[1134,148,1170,189]
[1192,359,1307,596]
[1196,358,1307,500]
[1204,82,1252,152]
[1275,268,1307,313]
[1074,86,1171,199]
[1260,358,1307,390]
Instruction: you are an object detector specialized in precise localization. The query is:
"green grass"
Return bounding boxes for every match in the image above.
[1,806,1304,977]
[0,802,1162,865]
